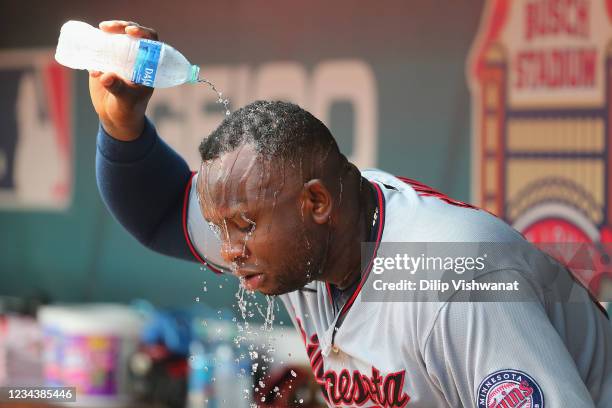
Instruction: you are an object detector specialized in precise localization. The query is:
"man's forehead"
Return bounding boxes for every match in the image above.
[204,143,256,171]
[197,145,303,220]
[197,144,276,214]
[199,145,267,191]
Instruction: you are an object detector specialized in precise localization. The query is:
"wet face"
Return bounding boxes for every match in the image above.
[197,143,330,295]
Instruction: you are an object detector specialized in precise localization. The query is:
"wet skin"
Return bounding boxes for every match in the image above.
[197,142,379,295]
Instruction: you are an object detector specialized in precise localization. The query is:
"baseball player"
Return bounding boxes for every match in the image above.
[90,21,612,408]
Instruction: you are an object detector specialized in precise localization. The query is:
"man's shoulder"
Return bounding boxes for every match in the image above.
[361,169,523,243]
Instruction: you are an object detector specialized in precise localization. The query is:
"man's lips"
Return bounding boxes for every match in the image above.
[235,269,264,290]
[242,273,264,290]
[234,268,259,278]
[242,273,263,290]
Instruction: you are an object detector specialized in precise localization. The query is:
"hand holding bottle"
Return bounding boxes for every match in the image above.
[88,21,158,141]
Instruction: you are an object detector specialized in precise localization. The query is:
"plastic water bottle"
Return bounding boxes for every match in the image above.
[54,20,200,88]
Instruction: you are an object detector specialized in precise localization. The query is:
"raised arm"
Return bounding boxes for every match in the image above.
[96,117,194,260]
[90,20,226,268]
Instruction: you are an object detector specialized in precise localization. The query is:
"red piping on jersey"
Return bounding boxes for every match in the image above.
[396,176,477,209]
[325,281,334,303]
[330,182,386,317]
[328,177,472,316]
[182,172,222,274]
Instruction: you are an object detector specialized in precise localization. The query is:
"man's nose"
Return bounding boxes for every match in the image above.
[220,241,247,263]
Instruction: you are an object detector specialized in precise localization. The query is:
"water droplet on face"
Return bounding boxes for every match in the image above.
[208,222,222,240]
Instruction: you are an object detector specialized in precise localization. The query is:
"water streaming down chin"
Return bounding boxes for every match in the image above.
[234,247,284,400]
[232,286,283,403]
[231,162,277,327]
[199,161,259,404]
[195,102,302,404]
[226,156,284,403]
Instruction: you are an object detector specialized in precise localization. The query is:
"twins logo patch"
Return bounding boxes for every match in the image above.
[477,369,544,408]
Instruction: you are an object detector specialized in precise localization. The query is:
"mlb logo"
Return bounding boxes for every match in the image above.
[0,49,72,210]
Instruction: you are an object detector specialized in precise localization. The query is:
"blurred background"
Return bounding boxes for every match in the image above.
[0,0,483,308]
[1,0,611,407]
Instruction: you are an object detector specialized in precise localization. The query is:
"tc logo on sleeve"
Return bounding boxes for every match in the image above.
[477,369,544,408]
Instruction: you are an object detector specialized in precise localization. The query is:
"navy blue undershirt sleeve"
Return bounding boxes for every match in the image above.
[95,117,195,262]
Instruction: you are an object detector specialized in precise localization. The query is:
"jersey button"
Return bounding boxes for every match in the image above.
[332,345,340,353]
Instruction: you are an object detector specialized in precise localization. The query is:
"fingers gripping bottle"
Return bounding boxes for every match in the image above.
[55,20,200,88]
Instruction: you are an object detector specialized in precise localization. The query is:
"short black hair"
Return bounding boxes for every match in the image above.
[199,101,339,165]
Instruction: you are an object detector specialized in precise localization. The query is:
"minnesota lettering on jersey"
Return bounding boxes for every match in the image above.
[296,318,410,407]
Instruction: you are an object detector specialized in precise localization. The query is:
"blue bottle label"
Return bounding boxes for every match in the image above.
[132,39,161,87]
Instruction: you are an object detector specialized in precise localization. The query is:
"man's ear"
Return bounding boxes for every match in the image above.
[303,179,333,224]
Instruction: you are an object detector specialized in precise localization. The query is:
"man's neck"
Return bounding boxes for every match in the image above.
[324,174,378,289]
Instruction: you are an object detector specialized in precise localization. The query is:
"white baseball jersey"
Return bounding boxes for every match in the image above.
[185,168,612,408]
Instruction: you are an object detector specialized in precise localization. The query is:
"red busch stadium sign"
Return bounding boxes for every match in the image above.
[468,0,612,300]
